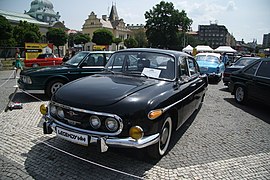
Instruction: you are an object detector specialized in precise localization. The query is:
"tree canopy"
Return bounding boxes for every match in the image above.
[13,20,41,47]
[46,27,67,56]
[124,37,138,48]
[92,29,113,45]
[73,33,90,45]
[144,1,192,49]
[0,15,13,47]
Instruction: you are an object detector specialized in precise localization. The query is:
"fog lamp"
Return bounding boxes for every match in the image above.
[129,126,144,140]
[148,109,163,120]
[40,104,47,115]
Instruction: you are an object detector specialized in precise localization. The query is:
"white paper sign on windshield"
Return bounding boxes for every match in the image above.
[142,68,161,78]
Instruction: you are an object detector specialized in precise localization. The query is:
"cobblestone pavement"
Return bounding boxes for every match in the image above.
[0,70,269,179]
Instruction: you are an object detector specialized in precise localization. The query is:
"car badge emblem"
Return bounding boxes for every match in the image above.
[66,111,78,117]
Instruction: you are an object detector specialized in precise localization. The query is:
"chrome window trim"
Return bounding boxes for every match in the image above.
[50,101,123,136]
[162,82,205,112]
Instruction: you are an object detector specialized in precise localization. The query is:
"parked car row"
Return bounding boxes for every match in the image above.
[18,48,269,159]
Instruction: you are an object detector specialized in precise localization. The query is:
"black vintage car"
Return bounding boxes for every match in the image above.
[40,48,208,159]
[229,58,270,105]
[223,57,260,86]
[18,51,113,97]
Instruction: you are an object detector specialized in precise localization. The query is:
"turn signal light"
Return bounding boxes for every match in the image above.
[129,126,144,140]
[40,104,47,115]
[148,109,163,120]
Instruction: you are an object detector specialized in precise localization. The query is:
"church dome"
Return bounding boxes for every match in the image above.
[26,0,60,23]
[30,0,53,10]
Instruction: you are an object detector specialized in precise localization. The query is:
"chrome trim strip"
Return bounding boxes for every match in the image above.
[45,120,159,149]
[162,83,205,112]
[23,90,45,94]
[49,102,123,135]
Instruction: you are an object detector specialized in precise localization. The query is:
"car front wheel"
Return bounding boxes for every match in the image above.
[46,79,65,98]
[147,115,172,159]
[235,86,247,104]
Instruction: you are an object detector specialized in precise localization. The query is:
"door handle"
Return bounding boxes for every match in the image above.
[191,83,196,87]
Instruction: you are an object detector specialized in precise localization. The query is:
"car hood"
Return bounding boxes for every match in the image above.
[53,74,158,108]
[197,61,219,68]
[21,65,74,75]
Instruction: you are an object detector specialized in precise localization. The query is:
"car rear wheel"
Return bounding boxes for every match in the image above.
[147,115,172,159]
[32,63,39,68]
[235,86,247,104]
[46,79,65,98]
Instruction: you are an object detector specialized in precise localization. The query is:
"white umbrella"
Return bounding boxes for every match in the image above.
[214,46,237,53]
[183,45,193,53]
[195,45,213,52]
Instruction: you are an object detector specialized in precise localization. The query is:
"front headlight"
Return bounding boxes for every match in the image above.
[105,118,118,131]
[57,107,64,119]
[50,104,57,115]
[89,115,101,129]
[22,76,32,84]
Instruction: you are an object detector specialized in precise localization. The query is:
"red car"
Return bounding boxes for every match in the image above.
[24,53,63,67]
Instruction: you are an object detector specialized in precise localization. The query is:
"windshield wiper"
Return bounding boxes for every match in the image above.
[105,69,115,74]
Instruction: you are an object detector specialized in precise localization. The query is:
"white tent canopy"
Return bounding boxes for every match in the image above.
[183,45,193,52]
[195,45,213,52]
[214,46,237,53]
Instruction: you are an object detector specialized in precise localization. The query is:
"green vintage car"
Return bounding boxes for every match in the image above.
[18,51,113,98]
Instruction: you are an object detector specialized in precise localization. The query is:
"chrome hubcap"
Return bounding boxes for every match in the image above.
[161,127,169,145]
[51,82,63,94]
[236,87,244,102]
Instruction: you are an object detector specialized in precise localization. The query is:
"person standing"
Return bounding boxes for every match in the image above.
[14,48,23,78]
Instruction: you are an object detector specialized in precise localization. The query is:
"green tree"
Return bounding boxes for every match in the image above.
[145,1,192,49]
[46,28,67,56]
[92,29,113,45]
[13,21,41,46]
[0,15,13,47]
[73,33,90,50]
[0,15,15,59]
[113,37,122,50]
[124,37,138,48]
[133,29,148,48]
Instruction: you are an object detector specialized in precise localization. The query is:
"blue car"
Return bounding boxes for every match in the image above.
[195,53,225,82]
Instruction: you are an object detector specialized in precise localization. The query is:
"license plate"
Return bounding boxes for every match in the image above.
[56,127,88,146]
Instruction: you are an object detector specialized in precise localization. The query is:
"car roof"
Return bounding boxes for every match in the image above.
[80,51,114,54]
[115,48,192,58]
[195,52,221,58]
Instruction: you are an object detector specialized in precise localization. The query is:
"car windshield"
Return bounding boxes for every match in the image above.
[196,55,220,63]
[65,52,89,66]
[105,51,175,80]
[234,57,257,66]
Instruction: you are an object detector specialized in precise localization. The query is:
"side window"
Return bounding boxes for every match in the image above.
[244,62,260,75]
[187,58,198,76]
[82,54,104,67]
[256,61,270,78]
[179,57,189,78]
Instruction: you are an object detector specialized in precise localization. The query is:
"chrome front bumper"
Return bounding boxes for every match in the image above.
[42,115,160,152]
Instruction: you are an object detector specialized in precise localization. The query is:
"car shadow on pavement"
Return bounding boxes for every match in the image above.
[8,92,49,103]
[224,98,270,124]
[24,137,154,180]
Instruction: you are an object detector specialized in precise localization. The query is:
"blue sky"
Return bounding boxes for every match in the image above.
[1,0,269,44]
